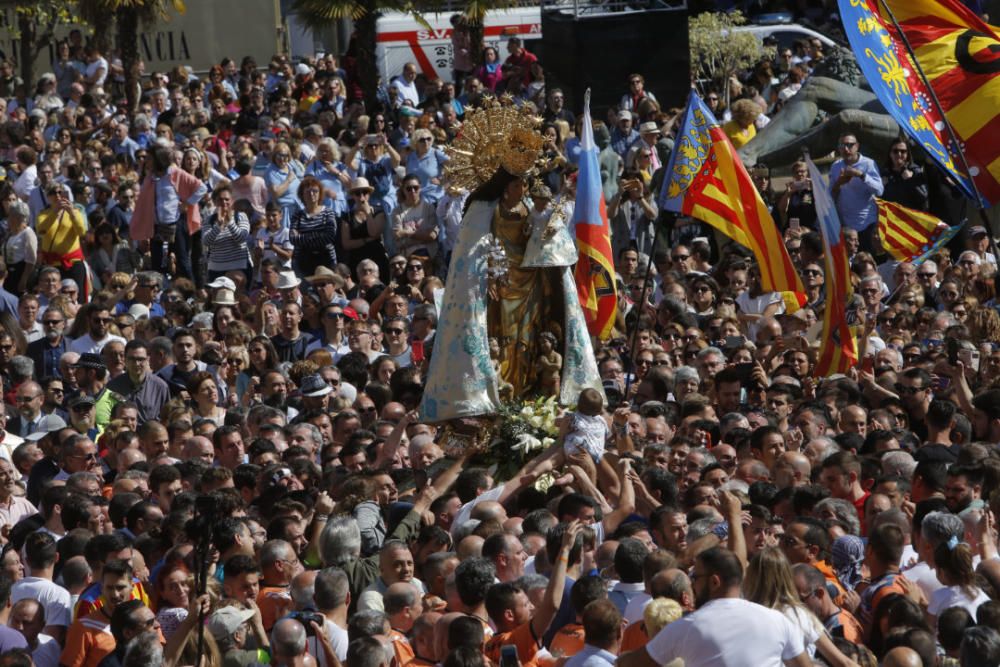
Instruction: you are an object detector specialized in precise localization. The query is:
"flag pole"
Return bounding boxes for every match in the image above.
[623,224,663,397]
[873,0,1000,255]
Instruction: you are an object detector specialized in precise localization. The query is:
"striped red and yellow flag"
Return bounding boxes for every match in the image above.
[876,198,960,264]
[847,0,1000,205]
[660,93,806,311]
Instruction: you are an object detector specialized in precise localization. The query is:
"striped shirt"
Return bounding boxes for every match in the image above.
[203,211,251,271]
[289,207,339,262]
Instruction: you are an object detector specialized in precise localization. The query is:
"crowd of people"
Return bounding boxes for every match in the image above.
[0,12,998,667]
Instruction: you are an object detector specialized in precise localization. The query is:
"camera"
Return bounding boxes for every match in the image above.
[288,611,325,636]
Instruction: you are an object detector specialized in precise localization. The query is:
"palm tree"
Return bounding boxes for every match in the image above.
[291,0,518,114]
[75,0,187,113]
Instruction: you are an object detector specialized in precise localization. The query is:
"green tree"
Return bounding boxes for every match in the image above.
[290,0,518,114]
[3,1,76,88]
[75,0,187,113]
[689,11,771,106]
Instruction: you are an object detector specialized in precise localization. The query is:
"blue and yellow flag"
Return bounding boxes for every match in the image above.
[660,91,806,312]
[839,0,1000,206]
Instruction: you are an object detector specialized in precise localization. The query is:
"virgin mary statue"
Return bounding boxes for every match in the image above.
[420,99,603,423]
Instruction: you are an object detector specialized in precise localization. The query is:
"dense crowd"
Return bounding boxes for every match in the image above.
[0,14,999,667]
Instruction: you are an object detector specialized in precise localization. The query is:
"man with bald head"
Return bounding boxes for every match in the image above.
[9,598,58,666]
[457,535,484,560]
[385,582,423,664]
[839,405,868,438]
[183,436,214,466]
[774,451,812,489]
[882,647,922,667]
[409,612,440,666]
[381,402,407,422]
[357,541,425,612]
[12,381,46,437]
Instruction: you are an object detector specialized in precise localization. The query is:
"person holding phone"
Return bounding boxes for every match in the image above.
[778,159,816,230]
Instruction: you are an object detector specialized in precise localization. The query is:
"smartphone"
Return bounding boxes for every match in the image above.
[789,217,801,232]
[947,338,960,366]
[862,355,874,374]
[960,348,981,373]
[933,376,951,392]
[411,339,425,363]
[791,180,807,192]
[732,362,755,388]
[724,335,747,348]
[500,645,520,667]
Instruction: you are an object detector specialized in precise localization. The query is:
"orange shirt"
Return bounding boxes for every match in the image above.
[389,629,415,665]
[815,559,847,606]
[257,585,292,631]
[485,623,540,667]
[61,609,117,667]
[620,620,649,652]
[405,658,436,667]
[550,622,586,658]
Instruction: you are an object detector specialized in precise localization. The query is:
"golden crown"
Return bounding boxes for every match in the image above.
[444,95,544,191]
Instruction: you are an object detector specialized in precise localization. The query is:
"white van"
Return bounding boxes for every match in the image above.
[376,7,542,83]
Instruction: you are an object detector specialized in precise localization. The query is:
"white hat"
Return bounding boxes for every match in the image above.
[127,303,150,320]
[277,271,301,290]
[295,63,312,76]
[338,381,357,403]
[207,607,256,641]
[207,276,236,291]
[213,288,237,306]
[639,121,661,134]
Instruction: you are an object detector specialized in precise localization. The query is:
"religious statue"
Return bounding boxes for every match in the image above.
[419,97,603,424]
[536,331,562,397]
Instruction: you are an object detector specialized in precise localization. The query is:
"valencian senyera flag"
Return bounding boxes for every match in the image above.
[572,89,617,340]
[807,156,859,376]
[839,0,1000,206]
[876,198,962,266]
[659,90,806,313]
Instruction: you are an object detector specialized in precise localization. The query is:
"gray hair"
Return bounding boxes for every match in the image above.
[881,451,916,478]
[271,618,307,657]
[806,437,839,464]
[290,574,315,609]
[383,583,420,615]
[9,356,34,383]
[859,274,883,289]
[289,422,323,449]
[921,260,938,274]
[686,518,719,542]
[6,200,29,222]
[697,346,724,361]
[921,511,964,548]
[515,573,549,593]
[674,365,699,384]
[320,516,362,567]
[814,498,861,536]
[688,446,716,467]
[123,632,164,667]
[260,539,294,569]
[314,567,349,611]
[357,259,379,276]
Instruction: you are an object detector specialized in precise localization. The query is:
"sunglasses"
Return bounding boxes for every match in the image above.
[386,328,406,335]
[325,312,345,320]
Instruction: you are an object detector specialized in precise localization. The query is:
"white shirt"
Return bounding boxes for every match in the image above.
[451,485,504,537]
[12,577,71,628]
[392,77,419,106]
[929,584,991,617]
[645,597,805,667]
[69,332,125,355]
[85,57,108,86]
[307,617,348,667]
[623,592,651,624]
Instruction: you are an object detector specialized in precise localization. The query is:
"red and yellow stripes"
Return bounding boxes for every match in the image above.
[876,0,1000,204]
[680,126,806,308]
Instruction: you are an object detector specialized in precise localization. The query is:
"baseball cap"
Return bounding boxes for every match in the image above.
[970,226,989,237]
[207,607,256,641]
[25,414,67,441]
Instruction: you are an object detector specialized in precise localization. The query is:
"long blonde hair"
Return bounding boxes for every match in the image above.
[743,547,808,613]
